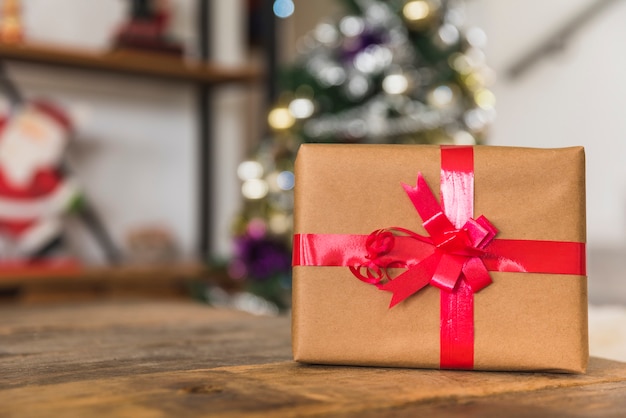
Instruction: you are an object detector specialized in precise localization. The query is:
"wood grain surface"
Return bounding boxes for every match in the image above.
[1,300,625,417]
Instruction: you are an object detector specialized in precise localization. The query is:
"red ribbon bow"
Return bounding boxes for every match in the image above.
[350,172,497,308]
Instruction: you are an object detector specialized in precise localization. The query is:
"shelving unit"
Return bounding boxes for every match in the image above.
[0,1,267,298]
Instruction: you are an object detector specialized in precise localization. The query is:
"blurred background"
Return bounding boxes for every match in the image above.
[0,0,623,358]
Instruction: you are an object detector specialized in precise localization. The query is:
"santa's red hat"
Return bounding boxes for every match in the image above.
[30,100,73,133]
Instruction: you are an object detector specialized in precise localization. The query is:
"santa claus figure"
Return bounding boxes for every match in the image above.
[0,101,79,260]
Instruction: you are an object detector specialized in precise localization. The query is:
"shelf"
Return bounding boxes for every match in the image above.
[0,262,209,303]
[0,42,262,85]
[0,262,207,287]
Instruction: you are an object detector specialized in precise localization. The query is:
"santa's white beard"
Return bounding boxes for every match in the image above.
[0,111,67,188]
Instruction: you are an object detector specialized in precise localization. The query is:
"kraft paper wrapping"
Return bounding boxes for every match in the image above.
[292,144,588,373]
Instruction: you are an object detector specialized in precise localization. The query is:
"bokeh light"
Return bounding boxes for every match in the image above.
[242,179,269,200]
[383,74,409,95]
[276,171,295,191]
[273,0,294,19]
[237,161,263,181]
[268,107,295,130]
[289,98,315,119]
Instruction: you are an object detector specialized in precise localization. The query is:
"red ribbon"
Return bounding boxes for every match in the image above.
[293,145,586,370]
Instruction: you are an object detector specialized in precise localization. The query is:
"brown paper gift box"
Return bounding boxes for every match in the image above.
[292,144,588,373]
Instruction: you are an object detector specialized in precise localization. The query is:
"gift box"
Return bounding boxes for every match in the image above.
[292,144,587,373]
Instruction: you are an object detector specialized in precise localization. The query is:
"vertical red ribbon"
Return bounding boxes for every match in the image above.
[439,145,475,370]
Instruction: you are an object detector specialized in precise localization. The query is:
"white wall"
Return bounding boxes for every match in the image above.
[467,0,626,248]
[462,0,626,302]
[7,0,245,263]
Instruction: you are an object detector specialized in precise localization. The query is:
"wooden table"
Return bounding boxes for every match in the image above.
[2,300,626,417]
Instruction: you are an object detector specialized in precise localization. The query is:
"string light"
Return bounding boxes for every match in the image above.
[428,85,454,108]
[268,107,295,130]
[463,72,485,92]
[289,98,315,119]
[242,179,269,200]
[466,27,488,49]
[436,24,460,47]
[402,0,439,30]
[273,0,294,19]
[449,53,473,74]
[382,74,409,95]
[276,171,295,190]
[453,130,476,145]
[403,0,431,21]
[339,16,365,37]
[314,23,339,45]
[474,89,496,110]
[237,161,263,181]
[345,75,370,99]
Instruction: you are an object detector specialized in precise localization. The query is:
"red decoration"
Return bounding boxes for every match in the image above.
[114,0,183,56]
[0,101,78,258]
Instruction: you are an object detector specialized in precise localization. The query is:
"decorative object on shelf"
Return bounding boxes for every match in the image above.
[0,0,23,44]
[0,59,122,271]
[114,0,183,56]
[227,0,494,311]
[126,225,178,265]
[0,100,81,263]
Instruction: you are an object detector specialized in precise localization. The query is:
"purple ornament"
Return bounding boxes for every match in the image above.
[340,29,387,63]
[232,233,292,282]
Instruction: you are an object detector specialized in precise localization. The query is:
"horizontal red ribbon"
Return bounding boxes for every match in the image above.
[293,234,586,276]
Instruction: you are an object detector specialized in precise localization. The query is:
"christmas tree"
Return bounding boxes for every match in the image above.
[229,0,494,309]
